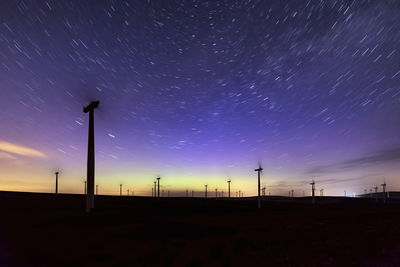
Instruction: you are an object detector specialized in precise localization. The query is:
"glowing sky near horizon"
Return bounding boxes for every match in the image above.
[1,0,400,196]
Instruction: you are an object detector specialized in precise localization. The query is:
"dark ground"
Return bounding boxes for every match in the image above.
[1,191,400,266]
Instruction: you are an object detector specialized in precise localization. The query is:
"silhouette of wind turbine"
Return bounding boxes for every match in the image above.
[381,181,387,203]
[255,163,263,209]
[310,180,315,204]
[227,179,231,198]
[154,181,157,198]
[205,184,208,198]
[157,177,161,199]
[96,184,98,195]
[54,171,59,194]
[84,100,99,212]
[120,184,122,196]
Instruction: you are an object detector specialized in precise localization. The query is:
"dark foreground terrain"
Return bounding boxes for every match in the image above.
[1,191,400,266]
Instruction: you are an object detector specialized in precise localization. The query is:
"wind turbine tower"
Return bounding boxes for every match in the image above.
[381,181,387,203]
[96,185,98,195]
[310,180,315,204]
[215,188,218,199]
[227,179,231,198]
[84,101,99,212]
[55,172,59,194]
[205,184,208,198]
[84,181,87,195]
[255,164,263,208]
[120,184,122,196]
[157,177,161,200]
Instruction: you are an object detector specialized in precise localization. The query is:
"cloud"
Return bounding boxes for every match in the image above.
[0,151,17,160]
[308,148,400,174]
[0,141,47,158]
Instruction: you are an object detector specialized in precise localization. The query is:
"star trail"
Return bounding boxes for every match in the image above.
[0,0,399,196]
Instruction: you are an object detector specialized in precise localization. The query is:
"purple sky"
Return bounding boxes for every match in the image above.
[0,0,400,196]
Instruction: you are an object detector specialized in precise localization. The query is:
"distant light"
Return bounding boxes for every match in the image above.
[108,133,116,138]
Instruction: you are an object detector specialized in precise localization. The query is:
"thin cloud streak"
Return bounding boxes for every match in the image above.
[307,148,400,174]
[0,141,47,158]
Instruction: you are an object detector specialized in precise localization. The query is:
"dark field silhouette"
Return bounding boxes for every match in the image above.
[1,191,400,266]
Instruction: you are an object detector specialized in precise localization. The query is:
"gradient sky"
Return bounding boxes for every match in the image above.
[1,0,400,196]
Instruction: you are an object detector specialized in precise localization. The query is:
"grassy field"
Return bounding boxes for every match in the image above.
[0,191,400,266]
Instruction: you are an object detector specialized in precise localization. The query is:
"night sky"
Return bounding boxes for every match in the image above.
[1,0,400,196]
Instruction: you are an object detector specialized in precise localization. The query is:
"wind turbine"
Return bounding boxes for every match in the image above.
[310,180,315,204]
[120,184,122,196]
[205,184,208,198]
[96,184,98,195]
[215,188,218,199]
[157,177,161,200]
[291,189,294,198]
[186,189,188,198]
[84,101,99,212]
[84,181,87,195]
[127,189,129,196]
[255,163,263,208]
[55,172,59,194]
[154,181,157,199]
[227,179,231,198]
[381,181,387,203]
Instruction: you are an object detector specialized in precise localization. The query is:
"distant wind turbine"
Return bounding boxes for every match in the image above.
[157,177,161,200]
[255,163,263,208]
[381,181,387,203]
[227,179,231,198]
[310,180,315,204]
[55,171,59,194]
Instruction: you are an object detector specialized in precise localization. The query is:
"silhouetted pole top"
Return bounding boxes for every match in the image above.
[83,101,99,113]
